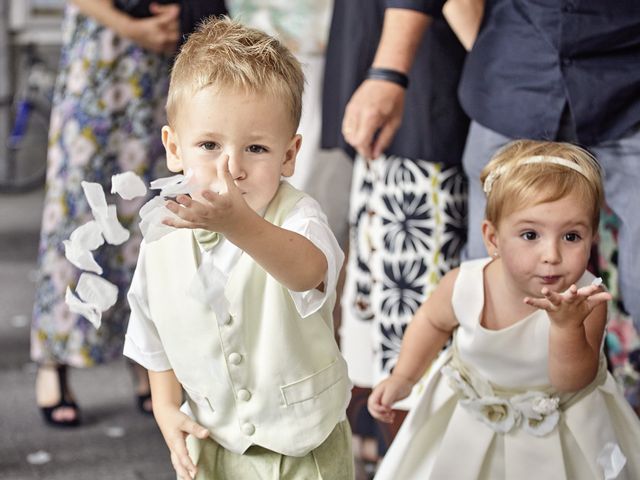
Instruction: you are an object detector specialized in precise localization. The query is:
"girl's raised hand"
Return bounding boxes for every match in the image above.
[163,155,252,235]
[368,375,414,424]
[523,283,612,329]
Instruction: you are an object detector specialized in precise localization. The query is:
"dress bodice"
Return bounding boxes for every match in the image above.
[452,258,594,388]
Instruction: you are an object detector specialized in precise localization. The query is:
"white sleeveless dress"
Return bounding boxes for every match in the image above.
[375,258,640,480]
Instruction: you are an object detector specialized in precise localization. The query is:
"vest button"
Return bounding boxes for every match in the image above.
[237,389,251,401]
[241,422,255,436]
[228,352,242,365]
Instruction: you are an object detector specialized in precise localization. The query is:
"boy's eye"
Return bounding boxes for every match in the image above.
[521,231,538,241]
[200,142,218,151]
[247,144,268,154]
[564,232,581,242]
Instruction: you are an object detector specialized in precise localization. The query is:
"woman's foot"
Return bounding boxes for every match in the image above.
[36,364,81,427]
[128,361,153,415]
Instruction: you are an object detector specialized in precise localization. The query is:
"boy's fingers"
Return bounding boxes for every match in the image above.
[181,418,209,438]
[171,439,197,478]
[170,451,194,480]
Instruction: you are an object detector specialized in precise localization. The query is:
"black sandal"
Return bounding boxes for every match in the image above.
[38,365,81,428]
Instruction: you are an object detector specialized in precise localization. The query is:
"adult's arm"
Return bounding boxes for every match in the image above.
[69,0,179,54]
[341,7,432,160]
[443,0,485,51]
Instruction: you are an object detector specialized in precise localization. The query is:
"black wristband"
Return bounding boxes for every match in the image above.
[366,67,409,89]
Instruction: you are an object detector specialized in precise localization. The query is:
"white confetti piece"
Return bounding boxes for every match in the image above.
[80,181,130,246]
[111,171,147,200]
[26,450,51,465]
[187,255,230,325]
[597,442,626,480]
[150,169,194,197]
[65,287,102,329]
[10,314,28,328]
[76,273,118,312]
[63,239,103,274]
[592,277,603,287]
[98,205,130,245]
[69,220,104,251]
[104,426,126,438]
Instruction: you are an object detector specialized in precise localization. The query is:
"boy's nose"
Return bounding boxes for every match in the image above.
[226,153,246,180]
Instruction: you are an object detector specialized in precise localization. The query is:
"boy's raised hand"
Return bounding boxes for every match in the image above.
[523,283,612,329]
[163,155,252,236]
[155,406,209,479]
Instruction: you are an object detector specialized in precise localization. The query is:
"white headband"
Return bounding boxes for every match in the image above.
[483,155,588,195]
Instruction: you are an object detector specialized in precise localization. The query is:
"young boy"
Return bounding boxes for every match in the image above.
[123,18,353,479]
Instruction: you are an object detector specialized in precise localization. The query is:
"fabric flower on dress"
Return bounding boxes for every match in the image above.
[442,362,561,436]
[511,391,560,437]
[460,396,517,433]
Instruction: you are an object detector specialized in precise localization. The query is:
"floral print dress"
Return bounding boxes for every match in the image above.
[31,6,170,367]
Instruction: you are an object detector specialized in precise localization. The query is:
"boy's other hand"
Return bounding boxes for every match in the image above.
[155,406,209,479]
[163,156,253,236]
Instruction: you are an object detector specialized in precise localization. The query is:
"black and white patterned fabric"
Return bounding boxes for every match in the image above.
[340,153,467,409]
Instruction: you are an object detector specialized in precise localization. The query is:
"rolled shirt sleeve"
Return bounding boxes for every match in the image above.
[123,242,172,372]
[281,196,345,318]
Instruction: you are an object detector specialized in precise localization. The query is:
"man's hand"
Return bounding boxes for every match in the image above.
[367,374,414,423]
[341,79,406,161]
[163,155,253,236]
[524,283,612,329]
[155,406,209,480]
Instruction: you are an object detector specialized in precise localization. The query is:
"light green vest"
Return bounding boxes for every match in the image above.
[144,182,350,456]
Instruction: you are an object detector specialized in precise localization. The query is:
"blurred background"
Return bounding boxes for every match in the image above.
[0,1,173,478]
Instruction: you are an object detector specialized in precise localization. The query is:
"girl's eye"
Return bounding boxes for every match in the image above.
[564,232,581,242]
[521,231,538,241]
[201,142,218,151]
[247,145,267,154]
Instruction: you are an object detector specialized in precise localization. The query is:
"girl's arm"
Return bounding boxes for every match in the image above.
[70,0,179,54]
[369,269,460,422]
[149,369,209,480]
[525,283,611,392]
[547,302,607,392]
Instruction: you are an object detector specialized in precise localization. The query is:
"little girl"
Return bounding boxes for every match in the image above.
[368,140,640,479]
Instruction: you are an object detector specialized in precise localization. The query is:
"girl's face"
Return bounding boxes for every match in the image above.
[483,191,595,299]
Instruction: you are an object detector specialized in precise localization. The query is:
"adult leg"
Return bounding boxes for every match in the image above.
[460,121,512,260]
[591,125,640,329]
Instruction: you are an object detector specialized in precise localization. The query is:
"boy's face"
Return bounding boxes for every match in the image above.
[162,85,301,213]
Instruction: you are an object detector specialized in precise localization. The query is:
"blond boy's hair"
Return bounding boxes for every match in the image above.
[166,17,304,132]
[481,140,604,230]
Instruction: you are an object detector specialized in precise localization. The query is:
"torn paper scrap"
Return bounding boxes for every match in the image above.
[81,181,130,245]
[65,287,102,329]
[63,239,103,274]
[98,204,130,245]
[76,272,118,312]
[26,450,51,465]
[111,171,147,200]
[81,180,108,212]
[150,169,194,197]
[139,203,180,243]
[70,220,104,251]
[187,254,230,325]
[597,442,626,480]
[592,277,603,287]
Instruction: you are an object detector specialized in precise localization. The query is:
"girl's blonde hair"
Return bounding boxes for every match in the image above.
[480,140,604,229]
[166,17,304,133]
